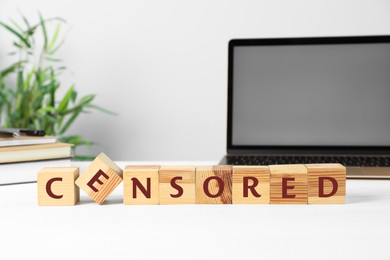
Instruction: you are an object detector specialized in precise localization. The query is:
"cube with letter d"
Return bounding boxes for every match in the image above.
[306,164,346,204]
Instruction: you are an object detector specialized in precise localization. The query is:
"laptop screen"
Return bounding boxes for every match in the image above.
[230,37,390,147]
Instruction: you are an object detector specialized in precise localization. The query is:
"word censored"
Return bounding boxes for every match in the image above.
[37,153,346,206]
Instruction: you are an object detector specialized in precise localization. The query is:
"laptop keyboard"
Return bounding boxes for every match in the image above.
[225,155,390,167]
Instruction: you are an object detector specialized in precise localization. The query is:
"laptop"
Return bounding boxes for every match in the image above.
[220,35,390,179]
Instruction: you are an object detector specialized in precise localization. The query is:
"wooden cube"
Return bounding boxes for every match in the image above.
[75,153,123,205]
[123,165,160,205]
[159,166,195,204]
[306,163,346,204]
[232,166,270,204]
[269,164,307,204]
[196,165,232,204]
[37,167,79,206]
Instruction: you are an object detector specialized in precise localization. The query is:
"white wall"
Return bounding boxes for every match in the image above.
[1,0,390,161]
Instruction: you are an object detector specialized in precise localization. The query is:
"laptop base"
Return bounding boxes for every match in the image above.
[219,154,390,179]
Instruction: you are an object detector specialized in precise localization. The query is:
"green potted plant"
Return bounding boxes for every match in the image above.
[0,13,114,160]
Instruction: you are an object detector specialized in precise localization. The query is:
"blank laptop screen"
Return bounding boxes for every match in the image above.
[232,42,390,146]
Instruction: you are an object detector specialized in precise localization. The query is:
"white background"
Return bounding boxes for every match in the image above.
[1,0,390,160]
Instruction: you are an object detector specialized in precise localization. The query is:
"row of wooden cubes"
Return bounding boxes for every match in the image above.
[37,153,346,206]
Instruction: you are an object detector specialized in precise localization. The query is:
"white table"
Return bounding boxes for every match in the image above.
[1,161,390,260]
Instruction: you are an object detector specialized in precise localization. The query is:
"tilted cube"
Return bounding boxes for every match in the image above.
[75,153,123,205]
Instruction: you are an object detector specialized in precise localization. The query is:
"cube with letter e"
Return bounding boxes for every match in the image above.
[269,164,308,204]
[75,153,123,205]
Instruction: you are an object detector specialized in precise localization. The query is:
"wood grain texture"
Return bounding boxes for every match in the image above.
[159,166,195,204]
[306,164,346,204]
[269,164,307,204]
[196,165,232,204]
[37,167,79,206]
[232,166,270,204]
[75,153,123,205]
[123,165,160,205]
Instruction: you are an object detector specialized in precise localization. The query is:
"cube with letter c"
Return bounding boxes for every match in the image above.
[75,153,123,205]
[37,167,79,206]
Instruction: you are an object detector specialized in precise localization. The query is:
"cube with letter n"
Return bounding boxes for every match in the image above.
[123,165,160,205]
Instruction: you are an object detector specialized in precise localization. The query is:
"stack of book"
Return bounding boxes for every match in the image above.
[0,135,72,185]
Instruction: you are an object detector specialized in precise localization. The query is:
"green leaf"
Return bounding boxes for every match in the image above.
[60,135,92,146]
[45,57,63,62]
[9,19,25,34]
[57,85,75,113]
[13,41,23,48]
[29,17,66,40]
[0,61,25,77]
[15,71,24,109]
[37,106,55,114]
[70,90,77,103]
[79,94,95,105]
[86,104,117,115]
[38,12,48,51]
[48,22,61,51]
[20,13,34,36]
[24,68,35,90]
[59,108,82,134]
[49,68,56,107]
[48,38,65,55]
[0,21,31,47]
[73,155,96,161]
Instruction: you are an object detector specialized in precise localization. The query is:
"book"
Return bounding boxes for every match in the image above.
[0,135,57,147]
[0,158,72,185]
[0,142,73,164]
